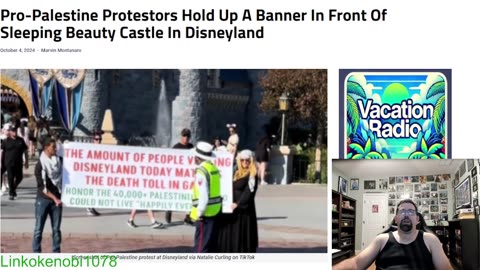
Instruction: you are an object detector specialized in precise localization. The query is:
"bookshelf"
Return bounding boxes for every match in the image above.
[428,225,449,255]
[332,190,357,265]
[447,219,479,270]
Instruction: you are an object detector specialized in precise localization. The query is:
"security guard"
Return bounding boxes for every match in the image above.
[190,141,222,253]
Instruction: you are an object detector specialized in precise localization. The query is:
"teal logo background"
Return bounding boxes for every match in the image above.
[342,71,449,159]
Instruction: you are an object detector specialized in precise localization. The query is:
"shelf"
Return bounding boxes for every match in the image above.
[446,219,480,270]
[331,190,357,265]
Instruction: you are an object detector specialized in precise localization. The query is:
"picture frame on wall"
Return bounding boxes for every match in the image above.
[473,176,478,192]
[459,161,466,177]
[351,178,359,191]
[468,159,475,171]
[364,180,376,190]
[339,176,348,195]
[379,179,388,190]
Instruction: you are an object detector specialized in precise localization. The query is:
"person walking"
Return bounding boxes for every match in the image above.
[35,118,49,157]
[165,128,194,225]
[32,138,63,253]
[17,119,30,157]
[27,116,37,157]
[1,125,28,200]
[190,141,222,253]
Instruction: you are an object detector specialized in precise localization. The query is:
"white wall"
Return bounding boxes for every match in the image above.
[332,161,458,251]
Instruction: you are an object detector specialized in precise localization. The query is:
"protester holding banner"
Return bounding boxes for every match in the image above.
[124,137,163,228]
[165,128,194,225]
[32,138,63,253]
[190,141,223,253]
[216,149,259,253]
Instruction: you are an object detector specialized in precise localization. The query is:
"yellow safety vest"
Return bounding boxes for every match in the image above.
[190,161,222,221]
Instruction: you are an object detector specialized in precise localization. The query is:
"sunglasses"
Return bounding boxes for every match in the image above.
[240,159,251,162]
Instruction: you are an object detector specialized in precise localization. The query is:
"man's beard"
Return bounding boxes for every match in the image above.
[399,217,413,232]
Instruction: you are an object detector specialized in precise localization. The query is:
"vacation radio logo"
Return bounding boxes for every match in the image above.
[339,70,451,159]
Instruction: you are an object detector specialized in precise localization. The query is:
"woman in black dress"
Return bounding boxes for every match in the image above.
[216,150,259,253]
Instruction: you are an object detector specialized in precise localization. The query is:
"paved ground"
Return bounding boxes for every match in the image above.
[1,158,327,253]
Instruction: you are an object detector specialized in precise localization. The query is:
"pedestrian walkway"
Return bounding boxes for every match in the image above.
[1,158,327,253]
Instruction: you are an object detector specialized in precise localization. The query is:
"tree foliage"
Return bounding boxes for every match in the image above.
[259,69,328,142]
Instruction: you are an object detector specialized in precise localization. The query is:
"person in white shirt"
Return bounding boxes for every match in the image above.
[224,123,239,156]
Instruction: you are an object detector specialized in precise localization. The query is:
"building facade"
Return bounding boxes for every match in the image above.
[1,69,271,150]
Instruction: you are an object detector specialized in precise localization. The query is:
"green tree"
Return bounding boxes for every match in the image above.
[346,81,366,137]
[426,80,446,138]
[408,138,443,159]
[259,70,327,182]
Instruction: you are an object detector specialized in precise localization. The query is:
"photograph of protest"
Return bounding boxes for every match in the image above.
[1,69,327,253]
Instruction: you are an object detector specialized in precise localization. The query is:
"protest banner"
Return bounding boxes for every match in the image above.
[62,142,233,213]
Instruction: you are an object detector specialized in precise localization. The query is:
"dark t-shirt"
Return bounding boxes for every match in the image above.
[1,137,27,167]
[173,142,194,149]
[375,231,435,270]
[35,161,61,200]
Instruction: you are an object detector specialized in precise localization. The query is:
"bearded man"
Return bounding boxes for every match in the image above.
[333,199,452,270]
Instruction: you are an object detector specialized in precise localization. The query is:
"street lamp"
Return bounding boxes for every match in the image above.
[278,92,290,145]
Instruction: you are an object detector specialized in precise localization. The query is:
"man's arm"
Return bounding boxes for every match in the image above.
[333,233,388,270]
[424,232,453,270]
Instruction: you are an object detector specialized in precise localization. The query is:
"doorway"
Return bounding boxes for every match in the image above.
[1,75,33,123]
[1,87,30,120]
[361,193,389,249]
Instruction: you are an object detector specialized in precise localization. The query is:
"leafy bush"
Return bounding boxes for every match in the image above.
[296,145,327,183]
